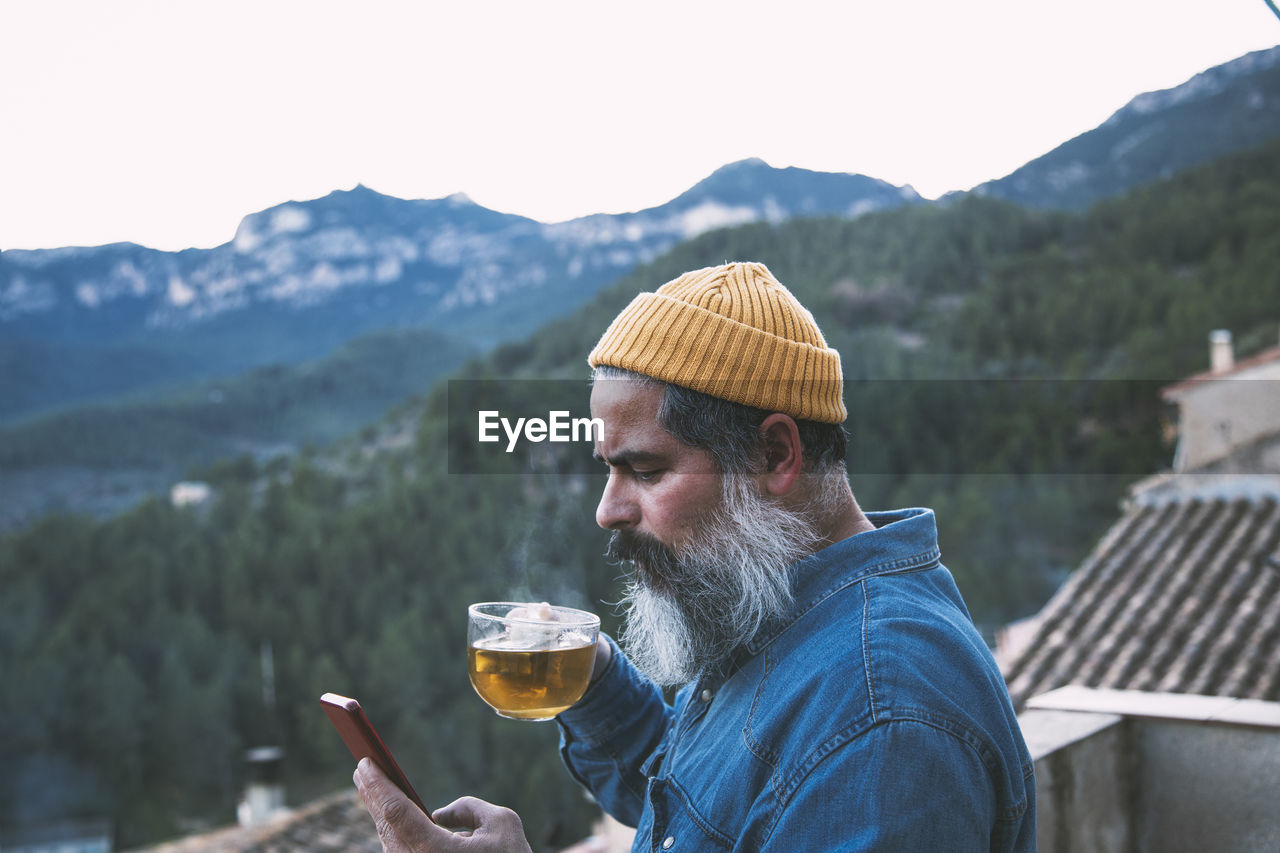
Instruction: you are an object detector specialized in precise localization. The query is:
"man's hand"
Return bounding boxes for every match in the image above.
[354,758,532,853]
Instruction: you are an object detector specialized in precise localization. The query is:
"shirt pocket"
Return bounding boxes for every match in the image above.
[640,735,669,779]
[644,777,734,851]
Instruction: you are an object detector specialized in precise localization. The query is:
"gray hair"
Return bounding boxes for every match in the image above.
[614,468,816,684]
[592,366,851,513]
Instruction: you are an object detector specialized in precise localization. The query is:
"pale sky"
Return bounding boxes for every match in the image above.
[2,1,1277,252]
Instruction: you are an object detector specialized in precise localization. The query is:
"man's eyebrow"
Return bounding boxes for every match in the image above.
[592,448,665,467]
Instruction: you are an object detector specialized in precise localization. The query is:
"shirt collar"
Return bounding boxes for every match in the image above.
[741,507,942,657]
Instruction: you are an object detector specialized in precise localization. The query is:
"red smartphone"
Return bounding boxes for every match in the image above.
[319,692,431,819]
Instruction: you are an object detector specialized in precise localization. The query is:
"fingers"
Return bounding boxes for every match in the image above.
[354,761,532,852]
[432,796,514,830]
[355,758,445,852]
[432,797,532,852]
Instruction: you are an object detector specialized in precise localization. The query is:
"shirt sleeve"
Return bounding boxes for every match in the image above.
[759,718,1000,851]
[555,634,675,827]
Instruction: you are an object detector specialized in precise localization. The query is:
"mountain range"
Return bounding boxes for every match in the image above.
[0,43,1277,530]
[976,45,1280,208]
[0,163,918,422]
[6,45,1277,426]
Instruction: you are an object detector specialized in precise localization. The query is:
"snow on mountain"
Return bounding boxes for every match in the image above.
[671,200,762,238]
[1,245,170,322]
[0,272,57,317]
[1110,45,1279,122]
[0,159,920,421]
[233,204,311,252]
[6,41,1276,347]
[1,161,913,335]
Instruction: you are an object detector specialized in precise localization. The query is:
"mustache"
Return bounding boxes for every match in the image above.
[606,528,666,563]
[605,529,680,591]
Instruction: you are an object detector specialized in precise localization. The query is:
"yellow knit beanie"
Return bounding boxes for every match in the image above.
[588,262,846,423]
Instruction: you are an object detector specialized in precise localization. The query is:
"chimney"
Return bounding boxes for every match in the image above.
[1209,329,1234,373]
[238,746,288,826]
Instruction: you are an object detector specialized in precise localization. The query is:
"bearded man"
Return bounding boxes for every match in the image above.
[356,262,1036,852]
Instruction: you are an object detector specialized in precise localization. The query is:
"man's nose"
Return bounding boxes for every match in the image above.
[596,471,638,530]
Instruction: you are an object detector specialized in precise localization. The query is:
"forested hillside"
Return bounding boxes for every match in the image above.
[1,138,1277,848]
[0,326,474,531]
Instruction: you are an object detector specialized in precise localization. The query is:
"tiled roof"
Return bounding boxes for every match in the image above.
[1162,342,1280,397]
[1002,494,1280,710]
[134,791,381,852]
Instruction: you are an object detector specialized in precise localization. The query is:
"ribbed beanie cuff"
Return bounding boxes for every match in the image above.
[588,262,846,423]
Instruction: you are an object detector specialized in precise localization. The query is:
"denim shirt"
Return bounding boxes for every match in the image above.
[557,508,1036,851]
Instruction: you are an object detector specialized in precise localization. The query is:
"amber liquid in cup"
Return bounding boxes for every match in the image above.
[467,603,599,721]
[468,639,596,720]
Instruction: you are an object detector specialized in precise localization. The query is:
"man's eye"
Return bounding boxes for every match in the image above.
[632,469,662,482]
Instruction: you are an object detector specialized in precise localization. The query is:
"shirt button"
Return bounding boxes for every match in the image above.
[700,688,714,703]
[662,837,675,849]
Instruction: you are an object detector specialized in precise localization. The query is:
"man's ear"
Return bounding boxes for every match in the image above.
[758,413,804,496]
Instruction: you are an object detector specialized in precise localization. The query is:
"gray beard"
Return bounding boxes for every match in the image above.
[606,473,824,687]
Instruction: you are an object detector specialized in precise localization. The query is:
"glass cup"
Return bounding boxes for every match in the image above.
[467,602,600,721]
